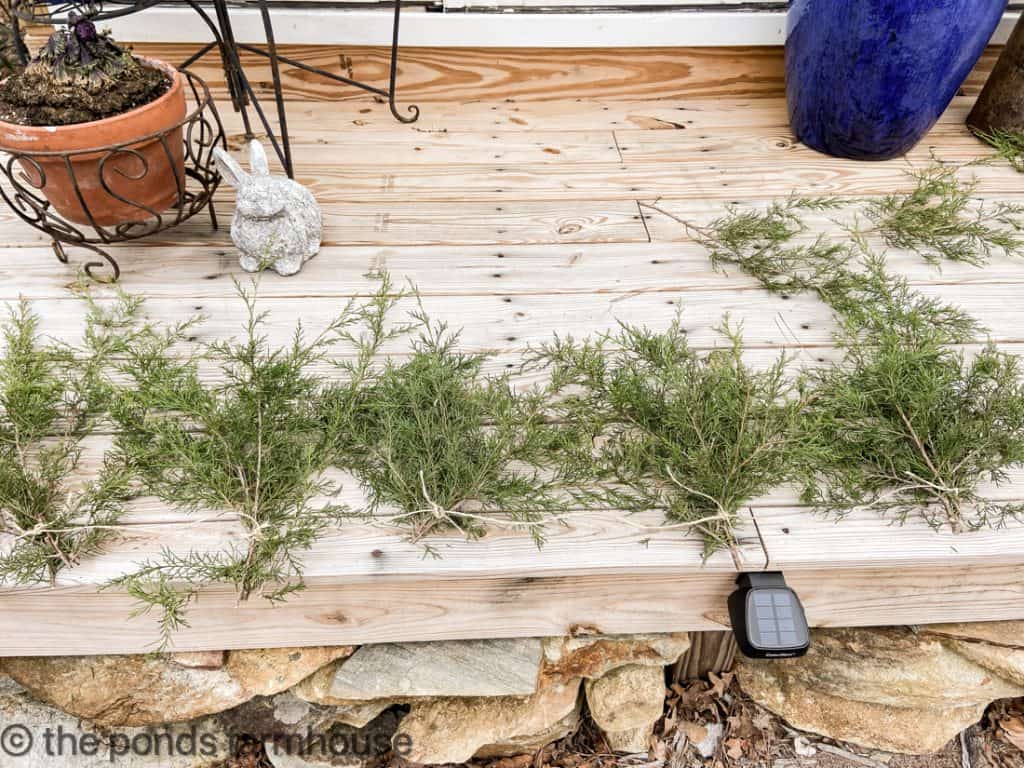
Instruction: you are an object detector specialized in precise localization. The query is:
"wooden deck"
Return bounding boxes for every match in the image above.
[2,47,1024,655]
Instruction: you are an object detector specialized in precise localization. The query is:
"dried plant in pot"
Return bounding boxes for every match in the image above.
[0,11,185,226]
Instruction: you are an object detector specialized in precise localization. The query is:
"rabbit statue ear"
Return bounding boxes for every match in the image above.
[248,141,270,176]
[213,147,249,188]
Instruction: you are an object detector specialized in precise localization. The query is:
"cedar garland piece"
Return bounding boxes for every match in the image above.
[799,256,1024,531]
[675,196,853,292]
[325,298,571,552]
[695,197,1024,532]
[671,164,1024,269]
[531,317,807,557]
[861,166,1024,265]
[0,291,139,586]
[106,276,403,645]
[974,128,1024,173]
[673,165,1024,271]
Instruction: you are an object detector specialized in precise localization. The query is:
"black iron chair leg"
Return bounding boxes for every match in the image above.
[258,0,294,178]
[184,0,255,140]
[388,0,419,123]
[213,0,251,118]
[236,0,420,125]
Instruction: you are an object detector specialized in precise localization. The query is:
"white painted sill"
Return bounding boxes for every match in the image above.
[105,8,1021,49]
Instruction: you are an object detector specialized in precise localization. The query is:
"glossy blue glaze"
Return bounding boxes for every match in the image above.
[786,0,1006,160]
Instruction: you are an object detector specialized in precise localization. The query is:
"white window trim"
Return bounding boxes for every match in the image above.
[104,7,1021,49]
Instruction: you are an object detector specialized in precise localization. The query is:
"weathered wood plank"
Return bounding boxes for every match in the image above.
[285,154,1006,204]
[218,94,981,134]
[21,290,820,356]
[9,241,1024,300]
[90,466,1024,528]
[303,201,649,244]
[130,44,791,102]
[0,571,741,656]
[6,504,1024,653]
[222,130,623,165]
[0,242,734,298]
[22,282,1024,356]
[780,564,1024,629]
[0,200,648,248]
[218,96,986,172]
[221,96,792,135]
[121,44,999,103]
[754,508,1024,570]
[0,467,758,658]
[84,451,1024,523]
[221,123,758,163]
[613,126,992,164]
[750,509,1024,628]
[46,511,751,588]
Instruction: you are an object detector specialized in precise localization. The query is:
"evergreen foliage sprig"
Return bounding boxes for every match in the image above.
[685,163,1024,271]
[326,301,568,550]
[695,197,983,339]
[800,286,1024,532]
[817,251,981,344]
[532,317,806,556]
[0,292,138,586]
[974,128,1024,174]
[107,276,398,643]
[862,165,1024,265]
[679,197,855,295]
[694,195,1024,531]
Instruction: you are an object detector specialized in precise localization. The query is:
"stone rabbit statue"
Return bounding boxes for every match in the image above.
[213,140,322,276]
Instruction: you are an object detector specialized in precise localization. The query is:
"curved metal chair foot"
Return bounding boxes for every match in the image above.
[53,240,121,283]
[390,100,421,124]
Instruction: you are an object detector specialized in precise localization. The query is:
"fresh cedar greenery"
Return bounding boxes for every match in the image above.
[680,197,853,295]
[802,305,1024,531]
[532,317,807,557]
[688,186,989,332]
[862,165,1024,266]
[325,299,568,550]
[695,195,1024,532]
[818,251,981,344]
[974,128,1024,174]
[794,254,1024,531]
[0,292,138,586]
[686,164,1024,272]
[106,276,402,643]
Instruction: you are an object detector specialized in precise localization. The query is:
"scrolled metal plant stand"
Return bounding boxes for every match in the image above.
[0,70,225,281]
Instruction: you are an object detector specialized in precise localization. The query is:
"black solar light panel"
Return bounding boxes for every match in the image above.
[728,572,810,659]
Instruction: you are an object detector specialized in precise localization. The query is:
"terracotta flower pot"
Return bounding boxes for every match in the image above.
[0,57,187,227]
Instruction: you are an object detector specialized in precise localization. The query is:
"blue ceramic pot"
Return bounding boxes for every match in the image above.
[786,0,1007,160]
